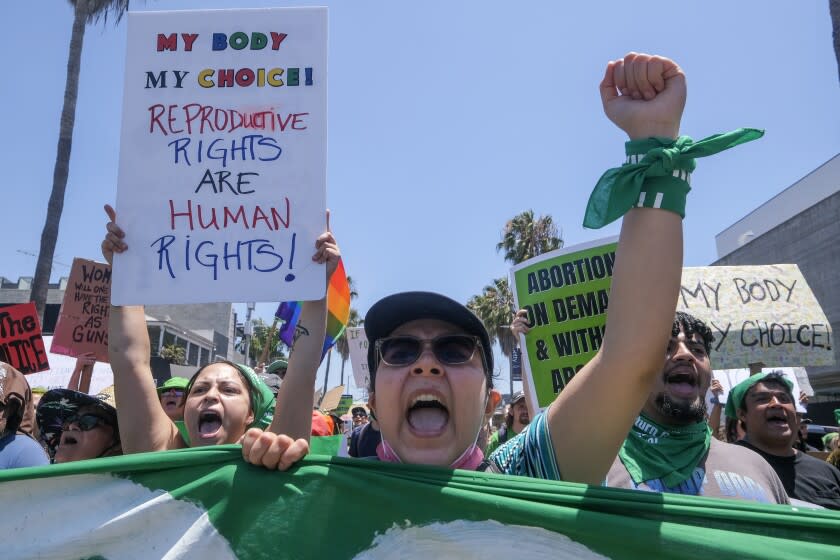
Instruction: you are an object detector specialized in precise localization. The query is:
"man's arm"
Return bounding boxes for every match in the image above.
[547,53,686,484]
[102,205,183,453]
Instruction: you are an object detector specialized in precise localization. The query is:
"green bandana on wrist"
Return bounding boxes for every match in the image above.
[618,414,712,488]
[583,128,764,229]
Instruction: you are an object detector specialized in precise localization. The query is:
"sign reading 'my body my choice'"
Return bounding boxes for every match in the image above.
[113,8,327,304]
[677,264,833,368]
[510,238,618,411]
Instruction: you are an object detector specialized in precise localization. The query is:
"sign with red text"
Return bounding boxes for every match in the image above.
[0,303,50,374]
[677,264,833,369]
[113,8,327,304]
[51,258,111,362]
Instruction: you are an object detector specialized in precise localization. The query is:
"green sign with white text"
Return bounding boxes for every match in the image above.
[511,238,618,410]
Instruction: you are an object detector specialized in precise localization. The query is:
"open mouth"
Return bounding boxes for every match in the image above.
[664,369,698,398]
[60,433,79,447]
[765,411,790,429]
[406,394,449,436]
[163,398,179,408]
[198,410,223,438]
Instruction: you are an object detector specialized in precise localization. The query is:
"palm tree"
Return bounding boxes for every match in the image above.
[832,0,840,83]
[335,308,363,386]
[30,1,132,322]
[496,210,563,265]
[467,277,517,394]
[472,211,563,398]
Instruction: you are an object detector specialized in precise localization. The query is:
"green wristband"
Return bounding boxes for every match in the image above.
[625,138,691,217]
[582,128,764,229]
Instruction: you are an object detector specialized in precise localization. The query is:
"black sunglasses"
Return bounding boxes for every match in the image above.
[62,413,111,431]
[375,334,482,368]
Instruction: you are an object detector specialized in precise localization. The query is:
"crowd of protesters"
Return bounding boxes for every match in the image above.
[2,52,840,512]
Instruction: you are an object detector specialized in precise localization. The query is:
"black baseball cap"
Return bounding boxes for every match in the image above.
[365,292,494,388]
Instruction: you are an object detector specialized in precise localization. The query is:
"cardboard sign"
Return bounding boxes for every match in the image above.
[332,394,354,416]
[510,238,618,411]
[50,258,111,362]
[112,8,328,304]
[346,327,370,390]
[0,302,50,374]
[677,265,833,369]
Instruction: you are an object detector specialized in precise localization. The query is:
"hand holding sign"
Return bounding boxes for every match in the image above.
[312,210,340,281]
[101,205,126,266]
[510,309,530,339]
[600,53,686,140]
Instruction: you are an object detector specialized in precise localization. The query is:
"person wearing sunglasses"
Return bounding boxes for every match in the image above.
[157,377,189,422]
[36,388,122,464]
[243,53,712,484]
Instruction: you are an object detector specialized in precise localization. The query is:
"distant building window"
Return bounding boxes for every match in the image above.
[148,326,161,356]
[200,348,210,366]
[163,330,176,348]
[188,344,199,367]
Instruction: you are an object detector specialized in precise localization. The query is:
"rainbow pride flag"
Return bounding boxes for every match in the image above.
[276,258,350,358]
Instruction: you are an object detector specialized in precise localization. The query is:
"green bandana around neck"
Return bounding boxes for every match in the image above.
[618,414,711,488]
[583,128,764,229]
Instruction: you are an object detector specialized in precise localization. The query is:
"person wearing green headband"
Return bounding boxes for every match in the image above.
[100,205,287,453]
[822,432,839,452]
[732,371,840,509]
[157,376,189,422]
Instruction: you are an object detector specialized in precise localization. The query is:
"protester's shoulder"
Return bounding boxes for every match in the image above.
[712,439,777,469]
[711,438,763,460]
[1,434,49,468]
[797,451,840,477]
[490,409,561,481]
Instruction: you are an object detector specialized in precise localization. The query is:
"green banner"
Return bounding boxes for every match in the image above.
[511,238,618,409]
[2,446,839,559]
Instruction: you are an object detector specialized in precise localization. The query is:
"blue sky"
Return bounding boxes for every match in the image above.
[2,1,838,396]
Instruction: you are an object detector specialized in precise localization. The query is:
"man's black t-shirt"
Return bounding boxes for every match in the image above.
[348,422,382,458]
[736,441,840,509]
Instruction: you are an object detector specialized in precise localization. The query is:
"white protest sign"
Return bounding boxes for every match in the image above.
[677,265,833,369]
[25,337,115,395]
[346,327,370,390]
[113,8,327,304]
[709,367,807,414]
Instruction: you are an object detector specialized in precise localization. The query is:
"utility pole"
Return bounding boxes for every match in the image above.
[243,302,256,366]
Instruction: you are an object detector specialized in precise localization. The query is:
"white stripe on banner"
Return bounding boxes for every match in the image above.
[653,192,664,209]
[637,192,646,207]
[4,473,236,559]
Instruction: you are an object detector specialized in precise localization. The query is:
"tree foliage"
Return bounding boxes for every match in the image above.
[237,318,287,365]
[467,277,516,360]
[496,209,563,265]
[160,344,186,366]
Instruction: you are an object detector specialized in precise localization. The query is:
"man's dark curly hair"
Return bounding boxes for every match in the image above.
[672,311,714,354]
